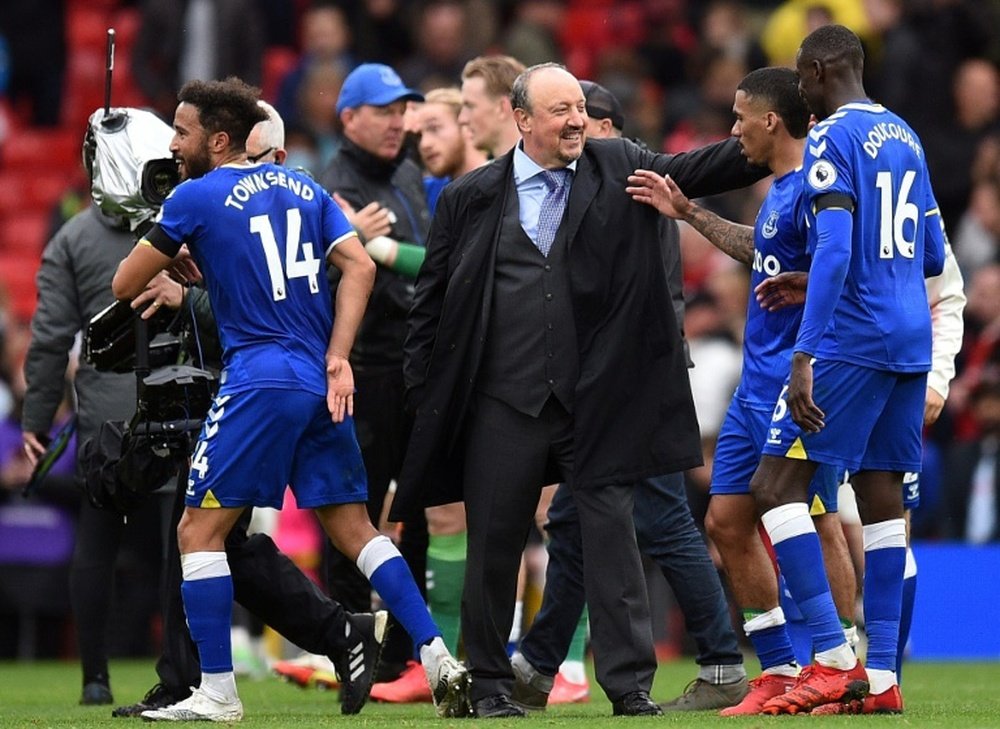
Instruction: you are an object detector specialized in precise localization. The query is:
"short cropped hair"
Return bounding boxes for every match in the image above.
[255,99,286,149]
[177,76,268,151]
[737,67,811,139]
[510,62,567,115]
[423,87,463,119]
[799,24,864,74]
[461,55,526,99]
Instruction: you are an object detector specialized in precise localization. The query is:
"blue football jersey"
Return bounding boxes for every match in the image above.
[153,163,356,396]
[737,168,812,408]
[800,102,942,371]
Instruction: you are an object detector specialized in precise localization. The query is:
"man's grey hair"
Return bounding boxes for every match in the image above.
[510,62,569,115]
[254,99,285,149]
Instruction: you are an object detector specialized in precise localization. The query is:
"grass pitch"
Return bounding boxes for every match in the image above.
[1,658,999,727]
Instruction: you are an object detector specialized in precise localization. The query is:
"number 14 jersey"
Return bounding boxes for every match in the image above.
[801,101,945,372]
[151,162,356,396]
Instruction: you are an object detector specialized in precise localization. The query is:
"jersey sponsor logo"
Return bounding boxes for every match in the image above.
[753,248,782,276]
[807,159,837,190]
[761,209,780,239]
[904,471,920,502]
[767,426,782,445]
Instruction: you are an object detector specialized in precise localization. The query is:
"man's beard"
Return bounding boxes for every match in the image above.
[180,147,212,180]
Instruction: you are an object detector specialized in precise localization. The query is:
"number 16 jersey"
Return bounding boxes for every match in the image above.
[801,101,945,372]
[150,162,356,397]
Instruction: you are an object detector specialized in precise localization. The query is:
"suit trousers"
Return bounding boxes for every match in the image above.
[462,393,656,702]
[520,473,742,680]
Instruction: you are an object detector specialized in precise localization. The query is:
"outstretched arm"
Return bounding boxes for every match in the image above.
[626,168,754,266]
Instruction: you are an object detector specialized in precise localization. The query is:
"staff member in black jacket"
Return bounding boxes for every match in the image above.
[394,63,767,718]
[320,63,430,681]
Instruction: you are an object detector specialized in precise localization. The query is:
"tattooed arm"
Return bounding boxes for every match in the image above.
[626,169,754,266]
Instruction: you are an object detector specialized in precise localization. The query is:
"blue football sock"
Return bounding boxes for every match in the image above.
[762,504,844,654]
[897,548,917,684]
[358,535,439,648]
[181,551,234,674]
[864,520,906,674]
[744,607,799,672]
[777,575,813,666]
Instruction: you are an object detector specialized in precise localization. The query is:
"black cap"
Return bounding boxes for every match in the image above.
[580,80,624,131]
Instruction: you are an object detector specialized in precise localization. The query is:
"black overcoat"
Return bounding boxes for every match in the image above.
[391,136,766,518]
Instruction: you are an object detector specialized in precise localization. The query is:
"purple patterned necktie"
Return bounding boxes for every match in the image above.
[535,169,571,256]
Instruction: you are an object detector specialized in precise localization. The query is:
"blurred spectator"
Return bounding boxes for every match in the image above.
[348,0,415,67]
[132,0,266,120]
[949,263,1000,439]
[865,0,998,144]
[276,2,356,131]
[760,0,869,67]
[499,0,566,68]
[923,59,1000,236]
[663,51,747,153]
[636,0,700,94]
[399,0,475,90]
[694,1,767,72]
[944,376,1000,543]
[954,175,1000,278]
[290,60,349,171]
[0,0,64,126]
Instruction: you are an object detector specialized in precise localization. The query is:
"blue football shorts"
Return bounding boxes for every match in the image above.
[761,359,926,474]
[185,387,368,509]
[711,396,840,514]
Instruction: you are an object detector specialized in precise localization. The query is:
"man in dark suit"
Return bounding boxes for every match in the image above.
[393,63,765,718]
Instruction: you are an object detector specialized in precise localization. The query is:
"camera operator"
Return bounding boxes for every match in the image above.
[21,149,173,707]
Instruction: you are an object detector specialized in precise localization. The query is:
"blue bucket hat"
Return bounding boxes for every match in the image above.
[336,63,425,114]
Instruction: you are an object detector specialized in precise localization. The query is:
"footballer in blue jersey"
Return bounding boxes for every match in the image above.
[628,67,854,715]
[748,26,949,716]
[113,77,470,722]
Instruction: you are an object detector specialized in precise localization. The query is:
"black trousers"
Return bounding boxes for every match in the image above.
[155,464,351,695]
[70,490,164,686]
[323,367,428,670]
[461,394,656,702]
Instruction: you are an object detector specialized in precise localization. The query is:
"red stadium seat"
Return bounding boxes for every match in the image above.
[0,171,72,216]
[0,128,80,170]
[0,212,52,255]
[262,47,300,103]
[0,251,40,324]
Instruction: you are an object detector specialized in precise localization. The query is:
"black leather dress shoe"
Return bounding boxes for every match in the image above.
[473,694,528,718]
[612,690,663,716]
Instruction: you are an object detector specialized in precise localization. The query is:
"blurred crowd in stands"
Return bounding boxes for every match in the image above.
[2,0,1000,662]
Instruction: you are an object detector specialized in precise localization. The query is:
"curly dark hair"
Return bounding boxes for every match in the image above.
[738,67,812,140]
[177,76,268,152]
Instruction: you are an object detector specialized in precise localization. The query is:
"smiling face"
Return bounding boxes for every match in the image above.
[170,102,213,180]
[516,67,587,169]
[342,100,407,161]
[416,101,465,178]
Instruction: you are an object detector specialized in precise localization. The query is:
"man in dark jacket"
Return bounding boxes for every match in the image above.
[394,63,766,717]
[319,63,430,681]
